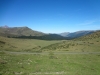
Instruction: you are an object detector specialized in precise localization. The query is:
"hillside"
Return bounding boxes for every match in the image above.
[41,30,100,52]
[0,26,69,40]
[0,30,100,52]
[0,36,61,52]
[74,30,100,41]
[14,34,68,40]
[0,26,45,37]
[0,26,97,40]
[59,30,95,38]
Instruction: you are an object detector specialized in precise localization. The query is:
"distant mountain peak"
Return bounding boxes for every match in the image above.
[1,25,9,28]
[59,32,70,37]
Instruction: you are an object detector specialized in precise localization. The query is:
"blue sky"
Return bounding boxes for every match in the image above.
[0,0,100,33]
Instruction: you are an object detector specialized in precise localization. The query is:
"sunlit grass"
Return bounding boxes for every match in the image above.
[0,36,61,52]
[0,52,100,75]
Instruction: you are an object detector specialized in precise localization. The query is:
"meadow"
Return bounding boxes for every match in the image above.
[0,35,100,52]
[0,51,100,75]
[0,31,100,75]
[0,36,61,52]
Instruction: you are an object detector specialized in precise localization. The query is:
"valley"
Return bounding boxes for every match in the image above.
[0,27,100,75]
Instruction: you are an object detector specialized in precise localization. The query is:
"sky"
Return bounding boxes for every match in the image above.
[0,0,100,33]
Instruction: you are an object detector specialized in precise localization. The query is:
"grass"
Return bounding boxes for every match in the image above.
[0,36,61,52]
[0,33,100,52]
[0,31,100,75]
[41,38,100,52]
[0,52,100,75]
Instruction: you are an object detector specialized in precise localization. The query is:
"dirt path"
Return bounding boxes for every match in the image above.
[1,51,100,55]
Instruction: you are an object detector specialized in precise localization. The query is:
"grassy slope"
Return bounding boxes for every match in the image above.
[0,36,61,52]
[41,31,100,52]
[74,30,100,41]
[41,38,100,52]
[0,30,100,52]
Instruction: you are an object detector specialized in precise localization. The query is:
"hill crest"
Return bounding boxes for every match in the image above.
[0,26,45,37]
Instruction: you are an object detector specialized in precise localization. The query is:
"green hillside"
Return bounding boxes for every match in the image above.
[41,31,100,52]
[0,30,100,52]
[74,30,100,41]
[0,26,68,40]
[0,36,61,52]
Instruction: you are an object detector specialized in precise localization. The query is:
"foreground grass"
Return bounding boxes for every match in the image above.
[0,52,100,75]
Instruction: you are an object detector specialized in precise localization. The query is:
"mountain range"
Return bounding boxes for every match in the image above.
[0,25,96,40]
[59,30,95,39]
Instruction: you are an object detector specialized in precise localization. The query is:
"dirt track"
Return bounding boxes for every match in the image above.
[1,51,100,55]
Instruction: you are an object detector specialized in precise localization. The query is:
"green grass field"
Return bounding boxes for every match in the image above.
[41,38,100,52]
[0,36,61,52]
[0,31,100,75]
[0,52,100,75]
[0,34,100,52]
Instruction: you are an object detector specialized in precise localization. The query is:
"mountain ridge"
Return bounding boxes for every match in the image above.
[74,30,100,41]
[59,30,95,39]
[0,26,98,40]
[0,26,45,37]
